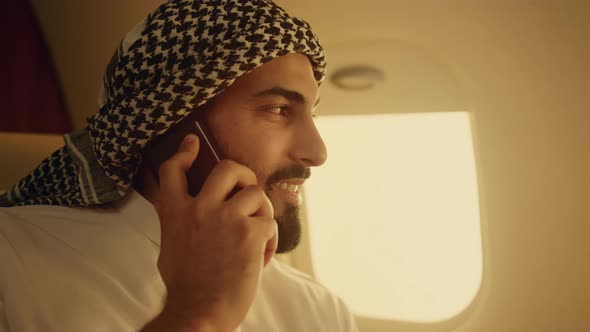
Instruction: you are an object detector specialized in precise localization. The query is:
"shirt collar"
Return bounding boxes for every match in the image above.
[113,188,161,247]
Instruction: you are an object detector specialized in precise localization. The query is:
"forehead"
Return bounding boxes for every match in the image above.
[222,53,320,103]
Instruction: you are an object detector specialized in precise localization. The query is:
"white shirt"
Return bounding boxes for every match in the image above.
[0,190,358,332]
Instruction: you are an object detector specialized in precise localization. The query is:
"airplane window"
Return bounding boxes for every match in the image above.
[303,112,483,322]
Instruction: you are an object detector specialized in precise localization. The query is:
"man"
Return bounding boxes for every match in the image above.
[0,1,358,331]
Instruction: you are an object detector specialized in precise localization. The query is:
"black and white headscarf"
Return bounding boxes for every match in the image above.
[0,0,326,207]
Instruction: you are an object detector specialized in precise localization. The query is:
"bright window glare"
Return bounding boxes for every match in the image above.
[304,112,482,322]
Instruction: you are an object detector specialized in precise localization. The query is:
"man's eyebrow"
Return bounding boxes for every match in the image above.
[252,86,321,107]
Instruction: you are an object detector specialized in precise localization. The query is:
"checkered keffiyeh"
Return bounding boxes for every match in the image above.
[0,0,326,207]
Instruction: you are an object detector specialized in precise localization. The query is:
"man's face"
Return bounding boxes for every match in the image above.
[204,53,327,254]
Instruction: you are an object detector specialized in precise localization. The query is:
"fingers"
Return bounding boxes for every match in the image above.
[263,218,278,267]
[158,134,200,204]
[199,160,258,204]
[249,216,278,267]
[224,185,274,219]
[155,134,276,269]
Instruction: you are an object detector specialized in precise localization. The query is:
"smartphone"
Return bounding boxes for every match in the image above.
[142,110,223,197]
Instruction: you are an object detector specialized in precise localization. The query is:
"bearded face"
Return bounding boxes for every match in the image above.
[203,53,326,254]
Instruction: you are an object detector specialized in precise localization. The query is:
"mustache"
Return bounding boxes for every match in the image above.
[266,165,311,185]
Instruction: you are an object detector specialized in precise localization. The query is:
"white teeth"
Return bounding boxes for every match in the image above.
[276,182,299,193]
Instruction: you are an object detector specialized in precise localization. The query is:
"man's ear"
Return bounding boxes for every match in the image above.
[131,165,146,193]
[132,165,160,205]
[133,99,215,202]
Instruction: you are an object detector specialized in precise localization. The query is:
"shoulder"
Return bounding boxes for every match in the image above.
[0,205,71,247]
[0,204,146,276]
[0,205,111,271]
[0,204,118,248]
[0,204,164,331]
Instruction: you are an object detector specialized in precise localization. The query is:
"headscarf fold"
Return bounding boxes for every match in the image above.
[0,0,326,207]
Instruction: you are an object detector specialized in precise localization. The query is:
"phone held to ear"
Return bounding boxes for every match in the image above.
[143,110,225,197]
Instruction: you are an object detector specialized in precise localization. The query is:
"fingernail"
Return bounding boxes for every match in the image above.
[182,134,195,146]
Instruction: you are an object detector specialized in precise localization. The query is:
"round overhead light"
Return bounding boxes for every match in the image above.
[330,65,385,91]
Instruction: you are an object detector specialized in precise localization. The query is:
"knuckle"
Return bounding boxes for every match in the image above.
[261,216,276,228]
[243,167,257,181]
[217,159,236,172]
[264,194,273,206]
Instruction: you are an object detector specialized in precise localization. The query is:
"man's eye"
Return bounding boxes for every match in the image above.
[267,105,289,116]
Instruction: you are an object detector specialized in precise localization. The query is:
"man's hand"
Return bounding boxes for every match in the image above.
[141,134,278,332]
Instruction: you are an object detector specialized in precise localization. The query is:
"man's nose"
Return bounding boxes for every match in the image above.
[290,117,328,167]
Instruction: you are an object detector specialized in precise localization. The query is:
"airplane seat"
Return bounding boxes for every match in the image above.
[0,132,64,192]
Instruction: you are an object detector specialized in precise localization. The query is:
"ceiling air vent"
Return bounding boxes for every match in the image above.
[330,65,385,91]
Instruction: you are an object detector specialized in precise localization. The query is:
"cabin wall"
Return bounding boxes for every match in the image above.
[25,1,590,331]
[279,2,590,331]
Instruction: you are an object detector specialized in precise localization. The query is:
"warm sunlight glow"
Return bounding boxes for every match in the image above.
[304,112,482,322]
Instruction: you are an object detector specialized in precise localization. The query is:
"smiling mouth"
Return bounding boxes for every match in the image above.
[271,180,304,206]
[271,178,305,193]
[273,182,299,193]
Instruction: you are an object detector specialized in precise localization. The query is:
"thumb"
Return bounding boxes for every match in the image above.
[177,133,200,157]
[157,133,201,202]
[173,133,201,173]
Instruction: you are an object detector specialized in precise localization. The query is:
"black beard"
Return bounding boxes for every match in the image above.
[264,165,310,254]
[273,205,302,254]
[207,118,310,254]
